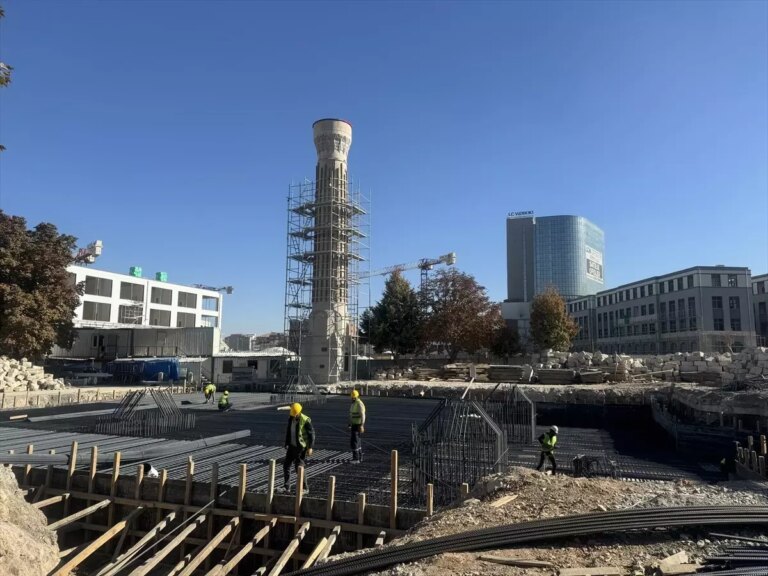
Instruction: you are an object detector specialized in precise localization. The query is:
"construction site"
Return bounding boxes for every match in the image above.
[2,118,768,576]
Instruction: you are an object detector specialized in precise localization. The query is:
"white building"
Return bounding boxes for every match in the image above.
[67,265,223,330]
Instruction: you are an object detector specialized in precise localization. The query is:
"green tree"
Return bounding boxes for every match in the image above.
[529,287,579,352]
[0,212,82,360]
[423,269,499,362]
[361,270,422,364]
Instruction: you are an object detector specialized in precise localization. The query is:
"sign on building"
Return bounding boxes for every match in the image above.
[585,246,604,283]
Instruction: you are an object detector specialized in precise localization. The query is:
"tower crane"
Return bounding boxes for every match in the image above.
[364,252,457,293]
[193,285,234,294]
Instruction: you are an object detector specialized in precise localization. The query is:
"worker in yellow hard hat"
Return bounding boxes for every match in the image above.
[282,402,314,493]
[349,390,366,463]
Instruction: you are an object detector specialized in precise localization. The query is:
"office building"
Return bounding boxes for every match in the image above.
[568,266,757,354]
[67,265,223,330]
[753,273,768,345]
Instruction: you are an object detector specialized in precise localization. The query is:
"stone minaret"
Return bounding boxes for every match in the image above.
[303,119,353,384]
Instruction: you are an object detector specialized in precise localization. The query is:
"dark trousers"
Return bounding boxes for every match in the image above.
[218,403,231,411]
[350,424,363,461]
[537,451,557,472]
[283,446,308,489]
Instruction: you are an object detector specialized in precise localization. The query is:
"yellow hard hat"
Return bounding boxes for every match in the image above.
[351,390,359,399]
[223,391,229,395]
[290,403,302,417]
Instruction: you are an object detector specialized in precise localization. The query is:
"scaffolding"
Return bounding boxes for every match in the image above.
[284,178,369,385]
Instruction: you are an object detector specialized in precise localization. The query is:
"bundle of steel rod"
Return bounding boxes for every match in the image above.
[703,544,768,575]
[94,389,195,436]
[286,506,768,576]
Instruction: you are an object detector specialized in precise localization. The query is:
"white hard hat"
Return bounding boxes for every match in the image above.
[550,425,559,434]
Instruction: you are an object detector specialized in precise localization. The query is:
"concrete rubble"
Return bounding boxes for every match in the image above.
[0,356,67,392]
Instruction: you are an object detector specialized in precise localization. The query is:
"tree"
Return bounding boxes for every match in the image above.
[0,212,82,360]
[360,270,422,364]
[490,321,522,363]
[529,287,579,352]
[423,268,500,362]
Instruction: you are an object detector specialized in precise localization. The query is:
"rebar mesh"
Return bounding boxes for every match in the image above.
[94,388,195,436]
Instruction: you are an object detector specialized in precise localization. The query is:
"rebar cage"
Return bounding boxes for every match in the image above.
[483,384,537,445]
[94,388,195,436]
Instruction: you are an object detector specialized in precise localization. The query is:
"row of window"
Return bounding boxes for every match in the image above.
[596,273,739,307]
[598,340,742,355]
[77,276,220,311]
[81,301,218,327]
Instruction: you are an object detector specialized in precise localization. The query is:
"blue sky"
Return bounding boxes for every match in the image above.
[1,1,766,335]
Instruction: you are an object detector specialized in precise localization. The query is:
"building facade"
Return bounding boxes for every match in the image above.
[224,332,287,352]
[569,266,757,354]
[68,265,223,330]
[753,273,768,345]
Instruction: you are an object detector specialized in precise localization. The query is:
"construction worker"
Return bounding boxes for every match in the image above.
[349,389,366,463]
[203,382,216,404]
[283,403,314,494]
[536,425,558,474]
[218,390,232,411]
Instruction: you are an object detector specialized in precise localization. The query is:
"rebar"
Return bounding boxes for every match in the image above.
[94,389,195,437]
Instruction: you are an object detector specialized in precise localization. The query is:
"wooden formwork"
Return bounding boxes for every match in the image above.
[14,443,433,575]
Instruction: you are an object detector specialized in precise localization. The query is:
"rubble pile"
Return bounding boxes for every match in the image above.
[0,357,67,392]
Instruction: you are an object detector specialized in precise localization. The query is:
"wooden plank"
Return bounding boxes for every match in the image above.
[301,537,328,569]
[205,462,219,572]
[559,568,626,576]
[177,517,239,576]
[110,506,144,563]
[180,457,195,562]
[169,543,205,576]
[97,509,179,576]
[357,492,366,550]
[390,450,398,530]
[108,451,122,528]
[295,465,305,528]
[35,487,408,536]
[33,493,70,509]
[316,525,341,563]
[460,483,470,500]
[325,475,336,536]
[480,556,555,568]
[49,498,112,531]
[205,518,276,576]
[34,448,55,504]
[23,444,33,485]
[9,414,27,421]
[237,463,247,513]
[134,464,145,500]
[267,521,310,576]
[660,564,702,576]
[63,441,78,517]
[426,483,434,516]
[264,459,276,554]
[156,468,168,525]
[490,494,519,508]
[131,514,208,576]
[51,507,145,576]
[762,434,767,456]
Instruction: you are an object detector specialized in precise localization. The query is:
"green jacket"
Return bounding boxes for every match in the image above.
[539,432,557,453]
[204,384,216,395]
[349,399,366,426]
[285,414,315,449]
[218,395,230,408]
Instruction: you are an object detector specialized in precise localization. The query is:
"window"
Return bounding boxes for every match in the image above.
[625,289,630,301]
[648,284,654,296]
[151,287,172,305]
[222,360,233,374]
[201,315,218,328]
[668,280,674,292]
[711,274,721,287]
[659,302,666,316]
[633,287,638,299]
[688,297,696,314]
[712,296,723,310]
[177,311,196,328]
[120,282,145,301]
[641,305,647,316]
[760,302,767,316]
[619,292,624,302]
[149,309,171,326]
[633,306,639,317]
[118,304,143,324]
[633,325,639,336]
[714,318,724,331]
[690,317,697,331]
[178,292,198,309]
[83,301,111,321]
[759,282,766,295]
[678,299,685,316]
[661,321,667,333]
[659,283,665,294]
[679,318,687,331]
[640,286,646,298]
[202,296,219,311]
[649,303,655,315]
[642,323,648,335]
[729,296,740,310]
[677,278,683,291]
[649,323,657,334]
[728,274,737,287]
[85,276,113,297]
[731,318,741,331]
[669,301,676,314]
[687,275,694,289]
[670,319,677,333]
[247,359,258,369]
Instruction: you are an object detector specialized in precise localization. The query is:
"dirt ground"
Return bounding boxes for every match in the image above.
[338,467,768,576]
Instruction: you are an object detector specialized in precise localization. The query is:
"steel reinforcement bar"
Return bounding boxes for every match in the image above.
[286,506,768,576]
